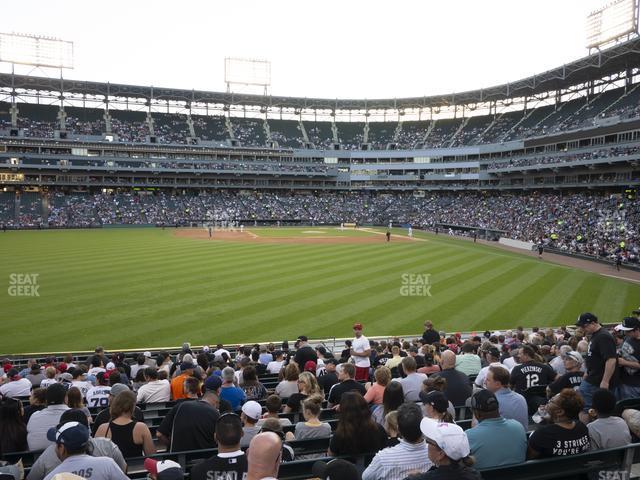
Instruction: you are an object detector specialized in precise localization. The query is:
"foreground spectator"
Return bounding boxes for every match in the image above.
[420,391,454,423]
[94,390,156,457]
[372,381,405,425]
[455,343,481,377]
[351,323,372,381]
[157,389,220,452]
[27,383,69,451]
[547,351,584,396]
[327,363,366,407]
[317,358,339,395]
[0,368,32,398]
[0,397,27,455]
[528,389,590,458]
[136,367,170,404]
[144,459,184,480]
[291,395,331,441]
[257,395,291,428]
[312,459,360,480]
[395,357,428,402]
[431,350,472,407]
[190,413,247,480]
[576,313,618,418]
[275,363,300,400]
[246,432,281,480]
[43,421,128,480]
[220,367,246,411]
[616,316,640,398]
[587,389,631,450]
[27,409,126,480]
[362,402,432,480]
[484,366,528,431]
[285,371,322,413]
[407,418,480,480]
[365,366,391,406]
[328,391,387,456]
[465,390,527,469]
[92,384,144,435]
[240,401,262,448]
[509,345,555,415]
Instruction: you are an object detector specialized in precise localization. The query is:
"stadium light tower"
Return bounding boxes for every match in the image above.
[224,57,271,96]
[586,0,639,52]
[0,32,74,132]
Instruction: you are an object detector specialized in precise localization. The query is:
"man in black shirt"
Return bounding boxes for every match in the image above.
[430,350,472,407]
[576,312,618,421]
[157,391,220,452]
[616,316,640,399]
[547,351,584,396]
[190,413,247,480]
[317,358,339,396]
[422,321,440,346]
[293,336,317,369]
[509,345,556,414]
[327,363,366,407]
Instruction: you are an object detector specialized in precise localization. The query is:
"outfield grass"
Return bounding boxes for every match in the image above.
[1,227,638,354]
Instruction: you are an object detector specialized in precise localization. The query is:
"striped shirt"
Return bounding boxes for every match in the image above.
[361,438,432,480]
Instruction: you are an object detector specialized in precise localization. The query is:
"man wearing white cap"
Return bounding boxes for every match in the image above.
[240,401,262,448]
[616,316,640,399]
[405,419,480,480]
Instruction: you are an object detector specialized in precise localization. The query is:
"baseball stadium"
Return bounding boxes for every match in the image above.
[2,1,640,479]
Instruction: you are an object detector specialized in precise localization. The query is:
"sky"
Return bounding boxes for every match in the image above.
[0,0,617,100]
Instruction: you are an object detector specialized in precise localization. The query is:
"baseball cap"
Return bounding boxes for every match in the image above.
[325,358,338,366]
[202,345,210,353]
[353,323,363,330]
[576,312,598,327]
[105,362,116,370]
[420,417,470,461]
[51,474,84,480]
[419,390,449,413]
[59,372,73,383]
[316,346,327,355]
[6,368,20,380]
[110,383,130,397]
[304,361,317,374]
[203,375,222,391]
[57,362,68,373]
[144,459,184,480]
[562,351,583,364]
[297,335,308,342]
[180,361,195,371]
[312,459,360,480]
[46,421,90,450]
[241,400,262,421]
[616,317,640,332]
[471,390,499,412]
[143,351,152,358]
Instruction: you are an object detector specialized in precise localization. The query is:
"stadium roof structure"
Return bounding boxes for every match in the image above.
[1,38,640,112]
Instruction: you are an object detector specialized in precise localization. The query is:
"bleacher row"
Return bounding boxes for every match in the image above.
[4,364,640,480]
[1,82,640,149]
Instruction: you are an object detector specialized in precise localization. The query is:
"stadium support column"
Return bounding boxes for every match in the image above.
[298,114,313,149]
[225,114,238,147]
[330,111,340,149]
[186,114,197,144]
[56,108,67,139]
[263,117,277,148]
[41,193,49,228]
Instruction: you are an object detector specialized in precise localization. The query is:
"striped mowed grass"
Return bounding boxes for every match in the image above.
[1,227,638,354]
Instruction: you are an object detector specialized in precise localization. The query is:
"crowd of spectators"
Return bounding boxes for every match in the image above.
[1,314,640,479]
[1,189,637,261]
[486,145,640,170]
